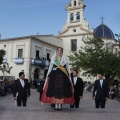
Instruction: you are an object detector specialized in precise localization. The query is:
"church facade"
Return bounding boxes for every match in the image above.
[58,0,119,81]
[58,0,93,55]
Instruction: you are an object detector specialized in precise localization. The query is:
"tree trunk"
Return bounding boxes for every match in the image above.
[105,73,116,85]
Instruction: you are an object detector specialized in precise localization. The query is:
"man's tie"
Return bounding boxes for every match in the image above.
[74,77,77,85]
[100,80,103,87]
[21,80,24,88]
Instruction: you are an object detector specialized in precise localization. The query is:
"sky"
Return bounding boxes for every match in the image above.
[0,0,120,39]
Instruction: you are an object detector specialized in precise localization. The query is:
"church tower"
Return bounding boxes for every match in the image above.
[58,0,92,55]
[58,0,94,81]
[64,0,88,30]
[58,0,118,82]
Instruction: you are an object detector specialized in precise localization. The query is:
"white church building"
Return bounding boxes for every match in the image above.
[0,0,119,81]
[58,0,119,81]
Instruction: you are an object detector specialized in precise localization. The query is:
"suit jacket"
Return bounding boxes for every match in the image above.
[13,79,30,98]
[72,77,84,97]
[93,79,109,100]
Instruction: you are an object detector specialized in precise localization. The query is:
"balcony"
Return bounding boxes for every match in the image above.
[31,58,42,65]
[42,59,50,66]
[2,59,7,64]
[14,58,24,64]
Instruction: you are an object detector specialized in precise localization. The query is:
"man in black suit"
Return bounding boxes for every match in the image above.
[13,72,30,107]
[70,69,84,108]
[93,72,109,108]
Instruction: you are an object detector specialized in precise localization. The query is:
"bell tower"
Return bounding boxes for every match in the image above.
[60,0,89,32]
[58,0,94,82]
[58,0,91,55]
[67,0,85,24]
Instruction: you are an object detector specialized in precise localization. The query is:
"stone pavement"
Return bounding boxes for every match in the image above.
[0,89,120,120]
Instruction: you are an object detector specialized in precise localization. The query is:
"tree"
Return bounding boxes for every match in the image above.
[68,35,120,82]
[0,49,13,81]
[0,63,13,81]
[0,50,5,65]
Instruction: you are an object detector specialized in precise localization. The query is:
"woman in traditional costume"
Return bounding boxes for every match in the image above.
[41,47,74,110]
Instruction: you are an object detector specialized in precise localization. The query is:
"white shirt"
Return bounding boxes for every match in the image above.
[73,77,77,85]
[20,79,25,87]
[100,79,103,87]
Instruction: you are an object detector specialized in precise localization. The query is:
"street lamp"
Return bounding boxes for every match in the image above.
[115,33,120,47]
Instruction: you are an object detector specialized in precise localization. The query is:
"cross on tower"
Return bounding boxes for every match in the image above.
[100,16,105,24]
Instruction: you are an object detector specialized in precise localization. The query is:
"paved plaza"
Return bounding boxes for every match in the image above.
[0,89,120,120]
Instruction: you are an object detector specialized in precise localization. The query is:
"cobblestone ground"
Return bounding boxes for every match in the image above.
[0,89,120,120]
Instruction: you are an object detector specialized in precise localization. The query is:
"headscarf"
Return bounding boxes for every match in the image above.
[51,51,68,66]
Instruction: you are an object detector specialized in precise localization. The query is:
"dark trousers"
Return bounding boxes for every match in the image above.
[39,91,43,100]
[17,97,27,107]
[70,95,80,108]
[95,99,106,108]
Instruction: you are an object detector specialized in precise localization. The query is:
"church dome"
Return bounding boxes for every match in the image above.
[94,24,115,39]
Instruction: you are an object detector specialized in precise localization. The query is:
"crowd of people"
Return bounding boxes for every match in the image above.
[0,80,14,96]
[109,80,120,102]
[83,81,94,91]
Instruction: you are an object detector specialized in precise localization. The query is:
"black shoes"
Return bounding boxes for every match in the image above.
[58,108,62,110]
[55,108,62,110]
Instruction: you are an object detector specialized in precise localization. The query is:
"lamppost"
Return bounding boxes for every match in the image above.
[115,33,120,47]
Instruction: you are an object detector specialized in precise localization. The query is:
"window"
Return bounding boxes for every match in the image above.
[71,39,77,51]
[70,13,74,22]
[47,53,50,61]
[36,50,40,59]
[77,12,80,21]
[18,49,23,58]
[74,1,76,6]
[73,29,76,32]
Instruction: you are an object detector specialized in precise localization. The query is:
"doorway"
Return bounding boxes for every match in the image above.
[34,68,40,80]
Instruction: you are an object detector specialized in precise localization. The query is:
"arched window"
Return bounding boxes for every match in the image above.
[74,1,76,6]
[77,12,80,21]
[70,13,74,22]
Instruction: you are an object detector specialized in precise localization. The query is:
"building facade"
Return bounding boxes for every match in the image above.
[58,0,93,55]
[58,0,94,81]
[0,35,63,80]
[58,0,119,81]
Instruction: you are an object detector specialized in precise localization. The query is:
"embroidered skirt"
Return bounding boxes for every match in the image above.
[41,68,74,104]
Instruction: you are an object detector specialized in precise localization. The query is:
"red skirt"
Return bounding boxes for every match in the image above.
[41,77,75,104]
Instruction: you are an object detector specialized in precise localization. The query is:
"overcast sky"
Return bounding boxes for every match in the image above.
[0,0,120,39]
